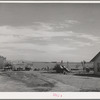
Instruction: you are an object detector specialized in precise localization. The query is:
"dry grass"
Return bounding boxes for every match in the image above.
[2,71,55,92]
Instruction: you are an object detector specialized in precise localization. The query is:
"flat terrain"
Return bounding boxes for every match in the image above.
[41,71,100,92]
[0,72,35,92]
[0,71,100,92]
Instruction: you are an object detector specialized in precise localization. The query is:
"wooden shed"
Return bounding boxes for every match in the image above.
[90,52,100,75]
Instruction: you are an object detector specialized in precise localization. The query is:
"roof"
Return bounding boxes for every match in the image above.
[90,52,100,62]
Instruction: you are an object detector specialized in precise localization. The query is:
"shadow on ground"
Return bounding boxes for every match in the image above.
[74,73,100,78]
[80,89,100,92]
[41,71,58,74]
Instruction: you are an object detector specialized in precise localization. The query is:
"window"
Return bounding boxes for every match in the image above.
[97,63,100,72]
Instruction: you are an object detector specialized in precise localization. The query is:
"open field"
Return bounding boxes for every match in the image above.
[0,70,100,92]
[0,71,55,92]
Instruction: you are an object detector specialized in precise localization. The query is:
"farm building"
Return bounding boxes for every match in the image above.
[12,61,32,71]
[90,52,100,75]
[0,56,6,69]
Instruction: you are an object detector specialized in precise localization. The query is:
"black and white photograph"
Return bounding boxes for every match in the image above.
[0,2,100,94]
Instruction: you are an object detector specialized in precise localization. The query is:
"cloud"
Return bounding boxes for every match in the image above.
[74,41,93,47]
[0,21,100,61]
[0,24,98,48]
[77,34,100,42]
[65,20,80,24]
[0,24,98,46]
[64,38,93,47]
[46,44,77,53]
[0,21,99,60]
[0,20,80,40]
[32,22,53,31]
[32,20,79,32]
[0,45,45,53]
[0,25,74,37]
[0,25,75,45]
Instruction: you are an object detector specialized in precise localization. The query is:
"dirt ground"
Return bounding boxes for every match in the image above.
[0,73,35,92]
[41,71,100,92]
[0,71,100,92]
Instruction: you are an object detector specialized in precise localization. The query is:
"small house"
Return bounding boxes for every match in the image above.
[90,52,100,75]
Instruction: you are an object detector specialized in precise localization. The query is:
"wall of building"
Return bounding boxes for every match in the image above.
[94,55,100,75]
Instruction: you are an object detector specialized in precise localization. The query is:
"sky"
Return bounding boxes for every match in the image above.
[0,3,100,62]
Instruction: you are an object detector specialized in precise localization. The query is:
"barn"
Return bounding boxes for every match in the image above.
[0,56,6,69]
[90,52,100,75]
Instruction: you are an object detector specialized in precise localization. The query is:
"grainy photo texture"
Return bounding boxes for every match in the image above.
[0,3,100,92]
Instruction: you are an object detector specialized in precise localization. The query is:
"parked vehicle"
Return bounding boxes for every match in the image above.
[17,67,24,71]
[25,66,31,71]
[4,62,13,71]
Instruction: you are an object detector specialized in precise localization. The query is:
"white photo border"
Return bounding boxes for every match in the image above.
[0,1,100,99]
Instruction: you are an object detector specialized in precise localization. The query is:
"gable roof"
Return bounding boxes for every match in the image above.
[90,52,100,62]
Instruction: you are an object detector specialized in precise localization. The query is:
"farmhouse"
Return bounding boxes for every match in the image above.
[0,56,6,69]
[90,52,100,75]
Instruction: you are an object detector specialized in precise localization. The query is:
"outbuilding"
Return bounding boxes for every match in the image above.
[90,52,100,75]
